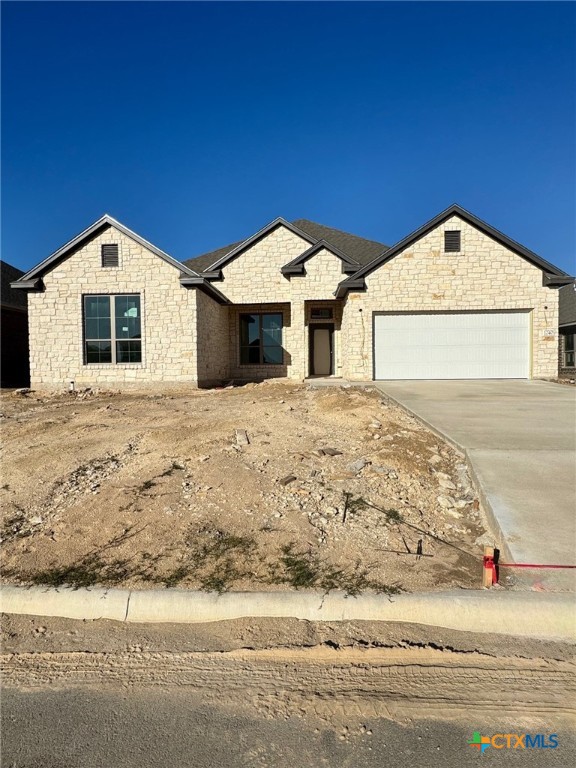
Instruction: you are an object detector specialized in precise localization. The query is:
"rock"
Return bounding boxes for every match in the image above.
[380,435,394,442]
[428,454,442,466]
[14,388,31,396]
[438,478,457,491]
[475,532,496,548]
[29,516,43,525]
[437,495,455,509]
[278,475,297,486]
[373,434,381,440]
[235,429,250,446]
[321,447,343,456]
[198,456,210,463]
[453,500,468,510]
[445,509,463,519]
[370,419,382,429]
[348,458,368,473]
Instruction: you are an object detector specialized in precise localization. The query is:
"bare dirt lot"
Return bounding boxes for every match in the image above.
[1,382,489,593]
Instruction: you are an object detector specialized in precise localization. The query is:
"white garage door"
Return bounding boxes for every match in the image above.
[373,312,530,380]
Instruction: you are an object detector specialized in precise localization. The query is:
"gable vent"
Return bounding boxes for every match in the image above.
[101,244,119,267]
[444,231,461,252]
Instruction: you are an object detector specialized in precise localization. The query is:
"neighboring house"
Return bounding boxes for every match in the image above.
[1,260,30,387]
[11,204,573,389]
[558,281,576,378]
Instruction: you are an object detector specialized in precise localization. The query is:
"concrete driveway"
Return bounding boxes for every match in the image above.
[375,381,576,591]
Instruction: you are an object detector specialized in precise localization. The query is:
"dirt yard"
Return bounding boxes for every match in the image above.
[1,381,490,593]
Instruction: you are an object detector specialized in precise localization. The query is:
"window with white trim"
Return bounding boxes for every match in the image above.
[84,294,142,364]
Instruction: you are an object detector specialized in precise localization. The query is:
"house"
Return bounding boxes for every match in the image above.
[1,260,30,387]
[11,204,573,389]
[558,281,576,378]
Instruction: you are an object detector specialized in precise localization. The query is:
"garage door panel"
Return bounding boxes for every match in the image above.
[374,312,530,380]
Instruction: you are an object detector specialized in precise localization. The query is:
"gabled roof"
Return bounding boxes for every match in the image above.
[335,204,573,298]
[184,239,245,273]
[187,218,318,276]
[184,217,388,276]
[11,214,199,289]
[559,281,576,327]
[292,219,388,266]
[281,240,361,276]
[1,261,27,310]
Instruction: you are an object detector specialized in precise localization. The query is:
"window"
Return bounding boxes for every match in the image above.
[240,313,283,365]
[84,294,141,364]
[311,307,333,319]
[101,244,119,267]
[564,334,575,367]
[444,230,461,252]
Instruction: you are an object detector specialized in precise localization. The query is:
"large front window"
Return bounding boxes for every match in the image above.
[84,294,142,364]
[240,313,283,365]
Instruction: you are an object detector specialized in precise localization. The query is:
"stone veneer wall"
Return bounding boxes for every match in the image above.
[341,216,559,380]
[218,228,347,380]
[195,290,230,386]
[27,226,198,388]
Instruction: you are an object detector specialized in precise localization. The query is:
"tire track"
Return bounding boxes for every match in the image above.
[3,646,575,724]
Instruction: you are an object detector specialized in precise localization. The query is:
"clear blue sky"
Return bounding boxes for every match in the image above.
[2,1,575,274]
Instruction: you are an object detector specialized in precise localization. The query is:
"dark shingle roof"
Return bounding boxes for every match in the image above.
[292,220,388,265]
[184,240,245,273]
[183,219,388,273]
[559,281,576,326]
[1,260,27,310]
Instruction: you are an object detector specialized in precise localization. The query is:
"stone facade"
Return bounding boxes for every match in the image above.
[217,232,347,380]
[196,289,229,386]
[28,226,198,388]
[23,214,562,389]
[341,216,559,380]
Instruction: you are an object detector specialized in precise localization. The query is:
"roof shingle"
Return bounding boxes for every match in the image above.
[183,219,388,273]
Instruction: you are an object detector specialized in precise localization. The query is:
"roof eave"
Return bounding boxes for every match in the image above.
[335,278,366,299]
[10,278,42,291]
[179,276,230,304]
[543,273,575,287]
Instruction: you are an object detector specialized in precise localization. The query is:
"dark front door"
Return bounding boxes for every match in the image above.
[310,324,334,376]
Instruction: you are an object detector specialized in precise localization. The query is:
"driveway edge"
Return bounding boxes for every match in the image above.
[1,586,575,642]
[376,387,514,563]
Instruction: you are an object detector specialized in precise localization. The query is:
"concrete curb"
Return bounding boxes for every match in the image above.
[376,388,514,562]
[2,586,575,642]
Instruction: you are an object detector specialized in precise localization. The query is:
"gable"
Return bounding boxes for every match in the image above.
[335,205,572,297]
[12,215,197,289]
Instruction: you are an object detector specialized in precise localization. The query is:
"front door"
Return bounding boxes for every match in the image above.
[310,324,333,376]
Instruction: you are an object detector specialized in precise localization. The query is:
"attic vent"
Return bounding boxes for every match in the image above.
[101,244,119,267]
[444,231,461,252]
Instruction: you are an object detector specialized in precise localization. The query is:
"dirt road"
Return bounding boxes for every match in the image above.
[2,614,575,768]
